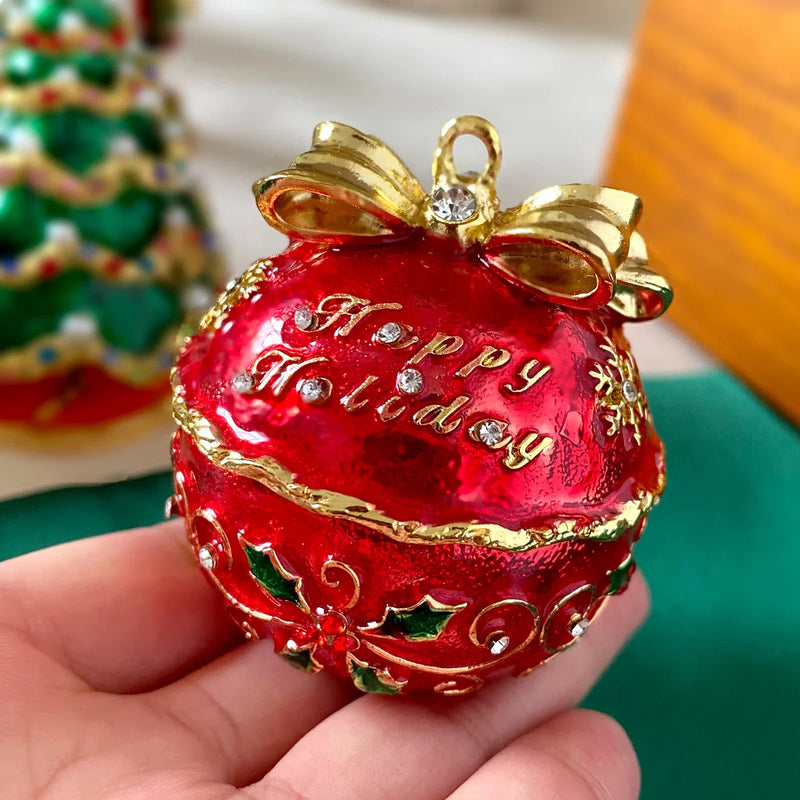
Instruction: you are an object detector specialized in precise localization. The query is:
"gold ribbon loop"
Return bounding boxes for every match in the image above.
[484,184,643,309]
[254,122,424,241]
[610,233,673,319]
[253,118,672,321]
[313,122,427,206]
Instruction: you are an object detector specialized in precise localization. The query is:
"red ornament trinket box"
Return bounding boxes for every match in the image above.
[170,117,672,695]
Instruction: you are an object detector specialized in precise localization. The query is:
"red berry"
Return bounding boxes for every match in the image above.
[331,635,358,653]
[318,613,347,637]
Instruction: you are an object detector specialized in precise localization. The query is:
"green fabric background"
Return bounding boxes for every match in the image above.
[1,370,798,798]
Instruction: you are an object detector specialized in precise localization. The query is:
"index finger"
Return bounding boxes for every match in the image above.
[0,521,241,693]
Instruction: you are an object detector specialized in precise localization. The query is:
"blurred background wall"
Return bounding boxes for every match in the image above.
[171,0,710,374]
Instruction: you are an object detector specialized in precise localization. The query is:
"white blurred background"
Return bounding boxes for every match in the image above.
[171,0,710,375]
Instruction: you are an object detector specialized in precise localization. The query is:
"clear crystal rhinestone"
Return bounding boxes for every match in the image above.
[198,545,217,570]
[109,134,139,157]
[622,380,639,403]
[59,311,97,341]
[232,371,255,394]
[488,635,510,655]
[430,185,478,223]
[298,378,331,405]
[570,617,591,638]
[181,284,215,313]
[294,305,315,331]
[46,220,78,244]
[476,420,505,447]
[376,322,403,345]
[397,367,424,395]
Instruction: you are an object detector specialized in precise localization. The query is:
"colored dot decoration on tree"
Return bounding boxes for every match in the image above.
[0,0,223,440]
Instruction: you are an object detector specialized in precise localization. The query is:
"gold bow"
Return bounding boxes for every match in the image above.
[253,116,671,320]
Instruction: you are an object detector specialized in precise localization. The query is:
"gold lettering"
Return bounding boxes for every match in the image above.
[377,396,407,422]
[412,395,470,435]
[252,349,328,397]
[504,359,551,394]
[455,346,511,378]
[409,332,465,365]
[337,303,404,336]
[314,294,403,337]
[504,432,554,470]
[341,375,380,413]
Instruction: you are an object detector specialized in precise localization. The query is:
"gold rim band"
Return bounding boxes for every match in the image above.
[173,387,665,553]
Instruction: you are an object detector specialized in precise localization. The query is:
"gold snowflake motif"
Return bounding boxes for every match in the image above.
[589,336,648,445]
[199,259,272,333]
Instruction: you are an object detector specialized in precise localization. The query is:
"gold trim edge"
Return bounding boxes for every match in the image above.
[173,388,666,553]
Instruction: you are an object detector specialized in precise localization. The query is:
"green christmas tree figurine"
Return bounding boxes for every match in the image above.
[0,0,222,446]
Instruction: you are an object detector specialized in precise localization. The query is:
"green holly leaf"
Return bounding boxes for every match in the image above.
[243,543,304,608]
[347,656,405,695]
[279,648,318,673]
[371,596,464,642]
[607,557,635,595]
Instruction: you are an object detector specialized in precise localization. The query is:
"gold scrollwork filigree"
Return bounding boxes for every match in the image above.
[540,584,597,655]
[469,598,541,651]
[320,560,361,611]
[362,597,540,679]
[434,675,485,695]
[189,507,234,570]
[177,473,296,627]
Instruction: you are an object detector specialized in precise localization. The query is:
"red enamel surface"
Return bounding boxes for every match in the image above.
[172,233,664,693]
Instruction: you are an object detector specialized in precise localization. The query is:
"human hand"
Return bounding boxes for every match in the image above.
[0,522,647,799]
